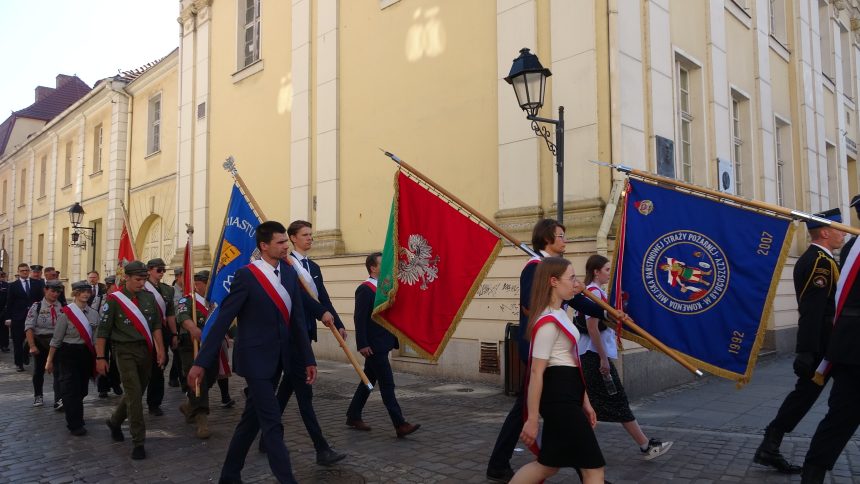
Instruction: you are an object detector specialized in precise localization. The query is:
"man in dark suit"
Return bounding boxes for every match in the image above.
[0,270,9,352]
[264,220,346,466]
[346,252,419,437]
[5,263,45,371]
[755,208,845,474]
[187,221,316,484]
[86,271,107,306]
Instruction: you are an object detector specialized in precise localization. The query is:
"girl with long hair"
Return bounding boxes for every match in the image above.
[511,257,605,484]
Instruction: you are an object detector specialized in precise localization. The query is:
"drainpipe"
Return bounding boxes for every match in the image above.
[596,0,625,257]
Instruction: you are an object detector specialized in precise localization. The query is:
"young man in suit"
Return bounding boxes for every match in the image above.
[0,270,9,352]
[346,252,419,437]
[5,263,45,371]
[187,221,316,484]
[264,220,346,466]
[86,271,107,307]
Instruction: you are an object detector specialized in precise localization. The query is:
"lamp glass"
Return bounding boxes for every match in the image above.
[68,203,84,226]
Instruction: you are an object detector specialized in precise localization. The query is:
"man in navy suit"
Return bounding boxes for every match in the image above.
[5,263,45,371]
[0,270,9,352]
[346,252,420,437]
[264,220,346,466]
[187,221,316,484]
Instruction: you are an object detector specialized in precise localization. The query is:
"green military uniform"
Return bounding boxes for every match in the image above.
[98,267,163,449]
[177,293,218,418]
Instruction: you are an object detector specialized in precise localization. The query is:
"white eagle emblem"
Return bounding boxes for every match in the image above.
[398,234,440,290]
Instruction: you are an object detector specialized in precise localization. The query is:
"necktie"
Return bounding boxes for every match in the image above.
[92,284,97,296]
[50,307,57,327]
[274,268,280,278]
[24,279,29,295]
[302,259,310,272]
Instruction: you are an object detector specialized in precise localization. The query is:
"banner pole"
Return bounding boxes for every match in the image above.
[119,200,137,254]
[222,156,373,390]
[381,149,703,377]
[601,163,860,236]
[186,224,201,397]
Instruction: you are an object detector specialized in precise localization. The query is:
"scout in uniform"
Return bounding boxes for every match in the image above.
[96,275,123,398]
[755,208,845,474]
[177,270,219,439]
[143,258,179,416]
[45,281,100,436]
[96,260,166,460]
[24,279,64,408]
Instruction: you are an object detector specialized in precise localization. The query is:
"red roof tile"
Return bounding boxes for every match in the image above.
[14,76,91,121]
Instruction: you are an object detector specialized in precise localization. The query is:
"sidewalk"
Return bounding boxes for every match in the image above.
[0,352,857,483]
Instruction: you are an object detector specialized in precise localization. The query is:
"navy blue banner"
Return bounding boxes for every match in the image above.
[610,179,794,382]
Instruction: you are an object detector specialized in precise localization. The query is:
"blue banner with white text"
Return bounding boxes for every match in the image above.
[609,178,794,383]
[201,183,261,342]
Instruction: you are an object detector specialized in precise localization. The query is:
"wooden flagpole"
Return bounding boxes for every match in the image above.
[381,149,704,377]
[119,200,138,251]
[186,224,201,397]
[222,157,373,390]
[601,162,860,236]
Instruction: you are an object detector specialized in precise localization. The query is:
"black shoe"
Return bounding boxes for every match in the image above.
[131,445,146,460]
[486,467,515,483]
[98,391,108,399]
[148,406,164,416]
[70,427,87,436]
[316,448,347,466]
[168,379,180,388]
[221,398,236,408]
[754,449,802,474]
[106,419,124,442]
[15,366,24,372]
[0,346,9,352]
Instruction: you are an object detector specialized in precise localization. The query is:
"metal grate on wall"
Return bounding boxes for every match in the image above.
[479,341,501,374]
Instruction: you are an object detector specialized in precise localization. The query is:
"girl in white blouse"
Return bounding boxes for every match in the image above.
[512,257,606,484]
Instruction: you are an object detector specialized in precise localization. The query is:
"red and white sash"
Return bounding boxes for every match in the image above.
[814,237,860,383]
[218,340,232,378]
[62,304,95,356]
[361,277,377,293]
[247,260,293,327]
[193,293,209,319]
[523,310,586,456]
[144,281,167,320]
[110,292,155,352]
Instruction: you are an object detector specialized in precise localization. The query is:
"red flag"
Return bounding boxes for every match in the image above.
[182,239,193,297]
[115,223,136,287]
[373,171,502,360]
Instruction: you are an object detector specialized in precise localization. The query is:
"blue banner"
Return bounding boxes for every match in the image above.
[201,184,261,341]
[610,179,794,383]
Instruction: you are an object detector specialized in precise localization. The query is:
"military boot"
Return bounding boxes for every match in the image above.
[754,426,801,474]
[195,413,211,439]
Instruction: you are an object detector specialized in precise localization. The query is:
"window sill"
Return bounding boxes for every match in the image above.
[769,35,791,62]
[845,96,856,112]
[823,75,836,94]
[380,0,401,9]
[89,170,103,179]
[725,0,752,29]
[232,59,264,84]
[37,196,46,201]
[145,150,161,160]
[61,183,72,190]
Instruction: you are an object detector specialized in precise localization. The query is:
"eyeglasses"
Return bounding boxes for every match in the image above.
[154,268,165,273]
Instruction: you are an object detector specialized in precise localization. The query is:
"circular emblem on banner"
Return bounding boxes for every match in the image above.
[635,200,654,216]
[641,230,730,315]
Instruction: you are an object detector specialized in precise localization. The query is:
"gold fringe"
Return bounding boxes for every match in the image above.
[812,372,826,386]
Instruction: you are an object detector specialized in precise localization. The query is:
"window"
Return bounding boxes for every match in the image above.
[37,234,44,265]
[1,180,6,214]
[774,117,793,206]
[93,124,103,173]
[19,168,26,207]
[64,141,72,186]
[60,228,69,275]
[147,94,161,155]
[820,2,835,83]
[17,239,23,263]
[678,66,694,183]
[731,98,745,196]
[39,155,46,198]
[239,0,261,68]
[841,26,853,98]
[826,141,839,206]
[770,0,787,44]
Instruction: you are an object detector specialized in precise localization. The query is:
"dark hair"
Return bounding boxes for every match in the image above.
[531,219,565,252]
[44,266,56,273]
[584,254,610,286]
[365,252,382,274]
[17,263,29,269]
[88,271,99,276]
[526,257,572,340]
[287,220,312,237]
[256,221,287,250]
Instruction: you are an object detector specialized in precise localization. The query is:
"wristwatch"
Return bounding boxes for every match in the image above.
[96,356,108,361]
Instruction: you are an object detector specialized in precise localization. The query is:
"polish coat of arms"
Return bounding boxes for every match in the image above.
[398,234,440,290]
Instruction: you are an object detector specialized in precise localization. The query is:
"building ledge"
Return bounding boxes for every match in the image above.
[232,60,264,84]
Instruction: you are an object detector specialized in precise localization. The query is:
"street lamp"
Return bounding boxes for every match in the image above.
[505,47,565,224]
[68,202,96,249]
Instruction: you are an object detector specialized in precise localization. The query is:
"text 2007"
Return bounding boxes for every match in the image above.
[728,330,744,355]
[756,231,773,256]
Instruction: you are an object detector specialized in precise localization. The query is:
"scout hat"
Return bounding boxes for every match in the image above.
[104,275,117,286]
[30,264,44,272]
[45,280,64,291]
[124,261,149,277]
[193,270,210,282]
[71,280,92,292]
[173,267,184,275]
[850,194,860,217]
[146,258,167,269]
[806,208,842,230]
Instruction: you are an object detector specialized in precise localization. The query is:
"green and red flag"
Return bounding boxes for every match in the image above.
[373,171,502,361]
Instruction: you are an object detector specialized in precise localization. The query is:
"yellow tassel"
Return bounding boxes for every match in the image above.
[812,372,826,386]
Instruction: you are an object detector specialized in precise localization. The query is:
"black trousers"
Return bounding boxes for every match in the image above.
[0,321,9,349]
[222,368,297,483]
[487,372,524,472]
[275,358,329,453]
[32,335,52,397]
[145,331,170,408]
[769,370,828,433]
[97,341,122,393]
[57,344,92,431]
[347,351,405,426]
[804,364,860,470]
[11,320,25,367]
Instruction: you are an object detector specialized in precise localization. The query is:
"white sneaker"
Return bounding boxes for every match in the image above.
[33,396,44,407]
[642,438,673,460]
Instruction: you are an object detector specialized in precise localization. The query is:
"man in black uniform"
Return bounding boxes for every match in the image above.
[754,208,845,474]
[801,209,860,482]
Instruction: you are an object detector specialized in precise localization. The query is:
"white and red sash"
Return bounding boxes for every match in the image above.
[248,260,293,327]
[193,293,209,319]
[290,252,319,299]
[144,281,167,320]
[110,292,154,352]
[361,277,377,293]
[218,340,232,378]
[523,310,587,456]
[814,237,860,383]
[62,304,95,356]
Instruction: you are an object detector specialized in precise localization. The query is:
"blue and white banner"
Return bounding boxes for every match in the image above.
[201,183,262,342]
[610,178,795,384]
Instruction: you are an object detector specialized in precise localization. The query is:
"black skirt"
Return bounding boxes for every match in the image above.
[580,351,636,423]
[537,366,606,469]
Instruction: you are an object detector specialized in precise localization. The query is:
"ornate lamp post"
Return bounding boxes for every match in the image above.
[68,202,96,250]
